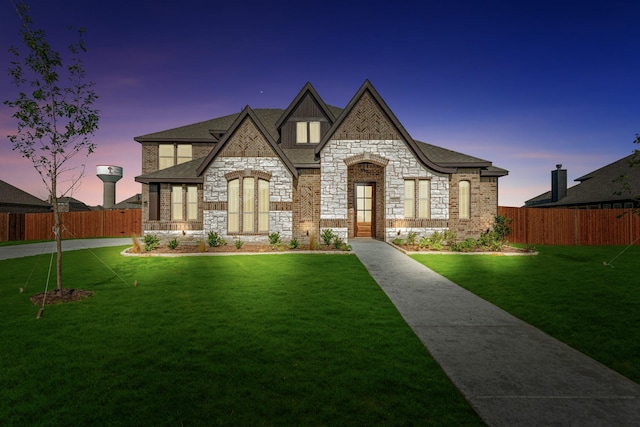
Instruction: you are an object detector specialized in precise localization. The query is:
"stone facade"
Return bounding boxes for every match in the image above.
[320,139,450,241]
[202,119,294,243]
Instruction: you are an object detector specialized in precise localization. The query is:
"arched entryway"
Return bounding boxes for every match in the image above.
[347,161,385,239]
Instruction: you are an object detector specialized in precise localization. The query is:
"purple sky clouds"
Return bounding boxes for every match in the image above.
[1,0,639,207]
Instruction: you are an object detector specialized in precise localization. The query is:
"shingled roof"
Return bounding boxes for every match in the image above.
[524,153,640,207]
[0,179,51,213]
[134,82,508,177]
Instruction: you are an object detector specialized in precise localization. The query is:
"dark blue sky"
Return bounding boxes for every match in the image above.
[1,0,639,206]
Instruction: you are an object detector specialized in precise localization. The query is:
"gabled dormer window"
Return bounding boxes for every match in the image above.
[296,121,321,144]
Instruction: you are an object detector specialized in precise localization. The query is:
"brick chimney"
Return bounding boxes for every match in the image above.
[551,164,567,202]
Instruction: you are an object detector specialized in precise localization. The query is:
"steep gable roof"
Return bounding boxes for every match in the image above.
[195,106,298,178]
[275,82,336,129]
[315,80,456,174]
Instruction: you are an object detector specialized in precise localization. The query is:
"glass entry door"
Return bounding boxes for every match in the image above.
[355,184,374,237]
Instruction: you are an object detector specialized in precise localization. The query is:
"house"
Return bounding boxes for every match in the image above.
[111,194,143,210]
[134,80,508,243]
[0,179,51,213]
[524,155,639,209]
[51,196,92,212]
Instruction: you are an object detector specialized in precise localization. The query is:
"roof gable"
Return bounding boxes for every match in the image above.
[196,106,298,178]
[275,82,336,130]
[315,80,455,174]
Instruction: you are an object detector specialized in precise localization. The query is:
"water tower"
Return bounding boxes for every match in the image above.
[96,165,123,209]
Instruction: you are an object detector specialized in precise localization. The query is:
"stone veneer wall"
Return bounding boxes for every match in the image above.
[448,170,498,240]
[202,119,294,243]
[320,139,449,242]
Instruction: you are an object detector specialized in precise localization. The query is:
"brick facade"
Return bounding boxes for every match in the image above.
[448,170,498,240]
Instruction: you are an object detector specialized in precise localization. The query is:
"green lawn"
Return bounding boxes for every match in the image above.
[1,248,483,426]
[412,245,640,383]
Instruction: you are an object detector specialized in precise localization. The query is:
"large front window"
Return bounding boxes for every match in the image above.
[404,179,431,219]
[228,177,269,233]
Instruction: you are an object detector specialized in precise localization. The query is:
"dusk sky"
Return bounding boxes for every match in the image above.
[1,0,639,207]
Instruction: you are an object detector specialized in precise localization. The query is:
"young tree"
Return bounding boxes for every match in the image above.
[4,2,99,293]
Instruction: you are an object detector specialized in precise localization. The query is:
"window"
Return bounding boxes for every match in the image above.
[228,180,240,233]
[459,180,470,219]
[258,179,269,232]
[171,185,198,221]
[187,186,198,220]
[158,144,192,170]
[404,180,415,218]
[177,144,192,165]
[159,145,174,170]
[404,179,431,219]
[171,185,183,220]
[296,121,321,144]
[228,177,270,233]
[243,177,255,233]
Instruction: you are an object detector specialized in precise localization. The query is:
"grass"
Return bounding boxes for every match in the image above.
[0,248,483,426]
[412,245,640,383]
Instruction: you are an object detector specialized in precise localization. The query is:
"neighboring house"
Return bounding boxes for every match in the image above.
[135,80,508,243]
[0,179,51,213]
[50,196,92,212]
[525,155,639,209]
[111,194,143,210]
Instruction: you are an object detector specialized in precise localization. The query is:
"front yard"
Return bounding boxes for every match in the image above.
[0,248,482,426]
[412,244,640,383]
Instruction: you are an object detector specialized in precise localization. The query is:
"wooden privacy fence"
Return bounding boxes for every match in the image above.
[0,209,141,241]
[498,206,640,246]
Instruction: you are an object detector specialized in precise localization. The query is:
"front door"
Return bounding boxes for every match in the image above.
[355,183,374,237]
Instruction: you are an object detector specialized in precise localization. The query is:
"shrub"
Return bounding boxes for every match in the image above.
[443,230,457,247]
[392,238,404,246]
[268,232,281,245]
[320,229,336,246]
[478,230,503,252]
[289,238,300,249]
[168,238,179,250]
[459,237,478,252]
[207,231,226,247]
[130,234,143,253]
[493,214,513,242]
[144,234,160,252]
[406,231,418,246]
[309,233,319,250]
[234,238,244,249]
[333,236,345,249]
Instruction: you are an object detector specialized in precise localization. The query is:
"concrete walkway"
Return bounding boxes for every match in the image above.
[350,238,640,427]
[0,238,131,260]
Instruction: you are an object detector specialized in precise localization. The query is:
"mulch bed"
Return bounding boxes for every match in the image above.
[130,243,347,254]
[30,288,95,306]
[394,244,533,254]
